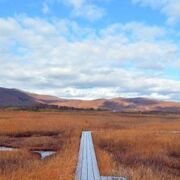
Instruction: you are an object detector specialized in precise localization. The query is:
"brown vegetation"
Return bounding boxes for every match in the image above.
[0,110,179,180]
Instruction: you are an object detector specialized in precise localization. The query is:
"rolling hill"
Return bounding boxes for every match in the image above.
[0,87,37,107]
[0,87,180,112]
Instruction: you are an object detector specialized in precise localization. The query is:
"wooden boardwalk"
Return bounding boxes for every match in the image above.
[75,131,127,180]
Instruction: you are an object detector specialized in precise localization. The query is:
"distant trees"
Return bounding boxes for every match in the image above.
[0,103,97,112]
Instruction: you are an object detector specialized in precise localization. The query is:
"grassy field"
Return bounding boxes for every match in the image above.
[0,110,179,180]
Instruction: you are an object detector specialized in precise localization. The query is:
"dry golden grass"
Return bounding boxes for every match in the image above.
[0,110,179,180]
[94,118,180,180]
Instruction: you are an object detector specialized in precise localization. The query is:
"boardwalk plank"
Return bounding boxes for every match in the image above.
[75,131,127,180]
[81,132,88,180]
[87,133,101,180]
[87,132,95,180]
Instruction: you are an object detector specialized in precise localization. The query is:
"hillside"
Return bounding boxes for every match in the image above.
[0,87,37,107]
[52,97,180,112]
[0,87,180,112]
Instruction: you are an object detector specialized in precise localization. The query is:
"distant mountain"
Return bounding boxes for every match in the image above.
[0,87,62,107]
[28,93,63,104]
[0,87,37,107]
[52,97,180,112]
[0,87,180,112]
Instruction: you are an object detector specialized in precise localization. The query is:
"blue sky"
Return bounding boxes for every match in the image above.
[0,0,169,26]
[0,0,180,100]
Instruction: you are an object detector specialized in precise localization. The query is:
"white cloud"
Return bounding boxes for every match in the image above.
[62,0,106,21]
[0,16,180,100]
[42,2,50,14]
[63,0,84,9]
[42,0,106,21]
[132,0,180,25]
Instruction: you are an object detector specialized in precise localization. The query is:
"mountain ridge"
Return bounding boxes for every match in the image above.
[0,87,180,112]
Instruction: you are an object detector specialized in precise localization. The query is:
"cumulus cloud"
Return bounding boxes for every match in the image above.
[0,16,180,100]
[42,0,106,21]
[132,0,180,25]
[62,0,106,21]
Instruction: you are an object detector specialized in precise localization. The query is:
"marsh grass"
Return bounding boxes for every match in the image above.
[94,125,180,179]
[0,110,179,179]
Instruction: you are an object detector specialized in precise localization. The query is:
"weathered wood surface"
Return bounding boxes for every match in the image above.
[75,131,127,180]
[76,131,101,180]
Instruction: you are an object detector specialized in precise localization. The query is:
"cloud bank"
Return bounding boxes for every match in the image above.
[0,16,180,100]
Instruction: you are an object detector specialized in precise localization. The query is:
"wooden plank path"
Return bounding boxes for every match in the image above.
[75,131,127,180]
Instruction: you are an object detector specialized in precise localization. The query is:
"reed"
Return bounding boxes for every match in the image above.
[0,111,179,180]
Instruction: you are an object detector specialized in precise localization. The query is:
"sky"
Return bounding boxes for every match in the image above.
[0,0,180,101]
